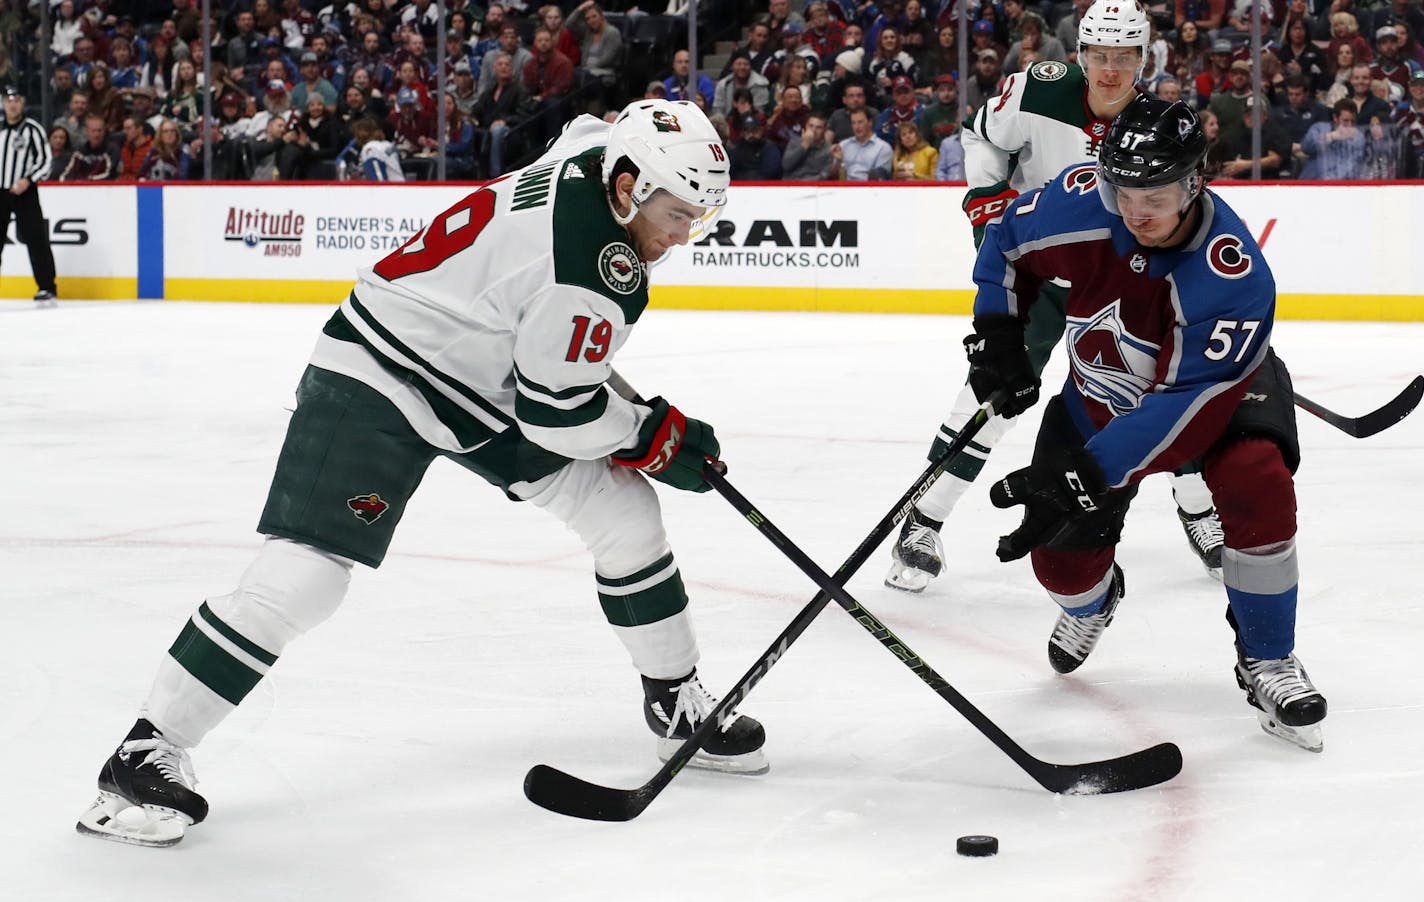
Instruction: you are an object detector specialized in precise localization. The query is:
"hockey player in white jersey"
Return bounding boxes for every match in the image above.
[77,100,766,848]
[885,0,1226,593]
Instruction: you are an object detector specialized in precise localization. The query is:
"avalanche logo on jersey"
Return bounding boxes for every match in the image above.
[1207,234,1253,279]
[1062,164,1098,195]
[347,493,390,524]
[1066,300,1161,416]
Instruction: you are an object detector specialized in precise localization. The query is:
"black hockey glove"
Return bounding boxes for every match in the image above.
[964,315,1039,419]
[612,397,720,493]
[989,450,1110,562]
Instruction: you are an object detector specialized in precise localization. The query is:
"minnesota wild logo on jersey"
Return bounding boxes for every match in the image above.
[1030,60,1070,82]
[598,242,643,295]
[962,62,1120,196]
[347,493,389,524]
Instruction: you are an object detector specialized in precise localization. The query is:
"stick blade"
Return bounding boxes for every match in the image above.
[523,764,653,822]
[1046,742,1184,796]
[1296,376,1424,439]
[1349,375,1424,438]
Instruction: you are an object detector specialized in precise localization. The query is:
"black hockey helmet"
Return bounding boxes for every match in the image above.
[1097,94,1207,216]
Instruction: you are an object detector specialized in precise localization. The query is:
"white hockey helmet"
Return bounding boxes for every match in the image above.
[1078,0,1151,51]
[602,99,729,234]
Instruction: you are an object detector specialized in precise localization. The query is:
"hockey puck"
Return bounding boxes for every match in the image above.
[956,835,999,857]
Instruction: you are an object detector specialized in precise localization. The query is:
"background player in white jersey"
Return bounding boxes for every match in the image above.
[343,116,406,181]
[77,100,766,848]
[885,0,1226,593]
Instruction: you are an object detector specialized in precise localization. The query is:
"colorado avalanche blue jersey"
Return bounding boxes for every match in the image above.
[973,163,1276,488]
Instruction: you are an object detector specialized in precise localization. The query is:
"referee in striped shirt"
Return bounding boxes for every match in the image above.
[1,85,58,306]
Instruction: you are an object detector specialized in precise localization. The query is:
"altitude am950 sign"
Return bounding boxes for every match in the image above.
[163,185,469,281]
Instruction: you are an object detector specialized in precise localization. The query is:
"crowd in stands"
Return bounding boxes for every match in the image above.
[5,0,1422,182]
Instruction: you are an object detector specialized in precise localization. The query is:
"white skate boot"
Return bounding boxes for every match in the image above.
[884,509,945,593]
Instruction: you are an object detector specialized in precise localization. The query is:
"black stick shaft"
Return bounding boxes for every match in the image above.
[655,399,1004,784]
[703,464,1180,796]
[704,467,1059,788]
[523,398,1003,819]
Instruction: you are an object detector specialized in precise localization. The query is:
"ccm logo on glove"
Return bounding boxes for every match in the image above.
[643,418,682,474]
[1064,470,1099,512]
[612,397,721,493]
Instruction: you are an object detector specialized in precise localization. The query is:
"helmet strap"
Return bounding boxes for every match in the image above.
[610,196,637,228]
[1164,187,1203,247]
[606,168,640,227]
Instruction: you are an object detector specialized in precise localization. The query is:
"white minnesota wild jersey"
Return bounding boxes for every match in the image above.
[961,60,1120,192]
[310,116,651,465]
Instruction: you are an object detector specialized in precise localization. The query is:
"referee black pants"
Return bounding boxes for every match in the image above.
[0,185,57,292]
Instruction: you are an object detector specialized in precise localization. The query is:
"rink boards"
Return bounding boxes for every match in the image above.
[2,181,1420,321]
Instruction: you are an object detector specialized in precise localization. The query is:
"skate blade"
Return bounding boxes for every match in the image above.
[657,739,770,776]
[1256,712,1323,753]
[884,561,932,594]
[75,792,190,847]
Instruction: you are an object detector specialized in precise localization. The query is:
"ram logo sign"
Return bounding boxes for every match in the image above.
[695,219,857,248]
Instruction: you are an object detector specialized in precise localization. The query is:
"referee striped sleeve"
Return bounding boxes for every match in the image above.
[0,119,53,186]
[23,120,53,182]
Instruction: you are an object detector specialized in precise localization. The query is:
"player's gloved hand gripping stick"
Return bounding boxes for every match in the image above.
[524,377,1182,821]
[610,396,719,493]
[989,446,1110,562]
[965,313,1041,419]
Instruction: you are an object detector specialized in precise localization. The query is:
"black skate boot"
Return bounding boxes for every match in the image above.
[884,508,945,593]
[76,719,208,847]
[1178,506,1224,579]
[1047,564,1126,674]
[643,670,768,775]
[1235,651,1327,752]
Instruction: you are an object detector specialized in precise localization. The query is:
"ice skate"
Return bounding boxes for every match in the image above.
[643,670,768,775]
[76,719,208,848]
[884,509,945,593]
[1178,506,1224,579]
[1048,565,1125,674]
[1235,652,1327,753]
[33,289,57,309]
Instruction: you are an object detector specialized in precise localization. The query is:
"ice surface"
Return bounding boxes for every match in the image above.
[2,300,1421,901]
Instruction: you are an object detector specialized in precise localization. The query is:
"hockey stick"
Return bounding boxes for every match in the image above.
[524,393,1006,821]
[1293,377,1424,439]
[701,467,1182,798]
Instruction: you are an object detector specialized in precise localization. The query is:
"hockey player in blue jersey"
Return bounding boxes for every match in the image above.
[963,94,1327,752]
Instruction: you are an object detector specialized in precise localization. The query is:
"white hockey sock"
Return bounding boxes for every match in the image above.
[613,612,699,681]
[917,382,1017,522]
[1170,471,1214,515]
[915,472,976,523]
